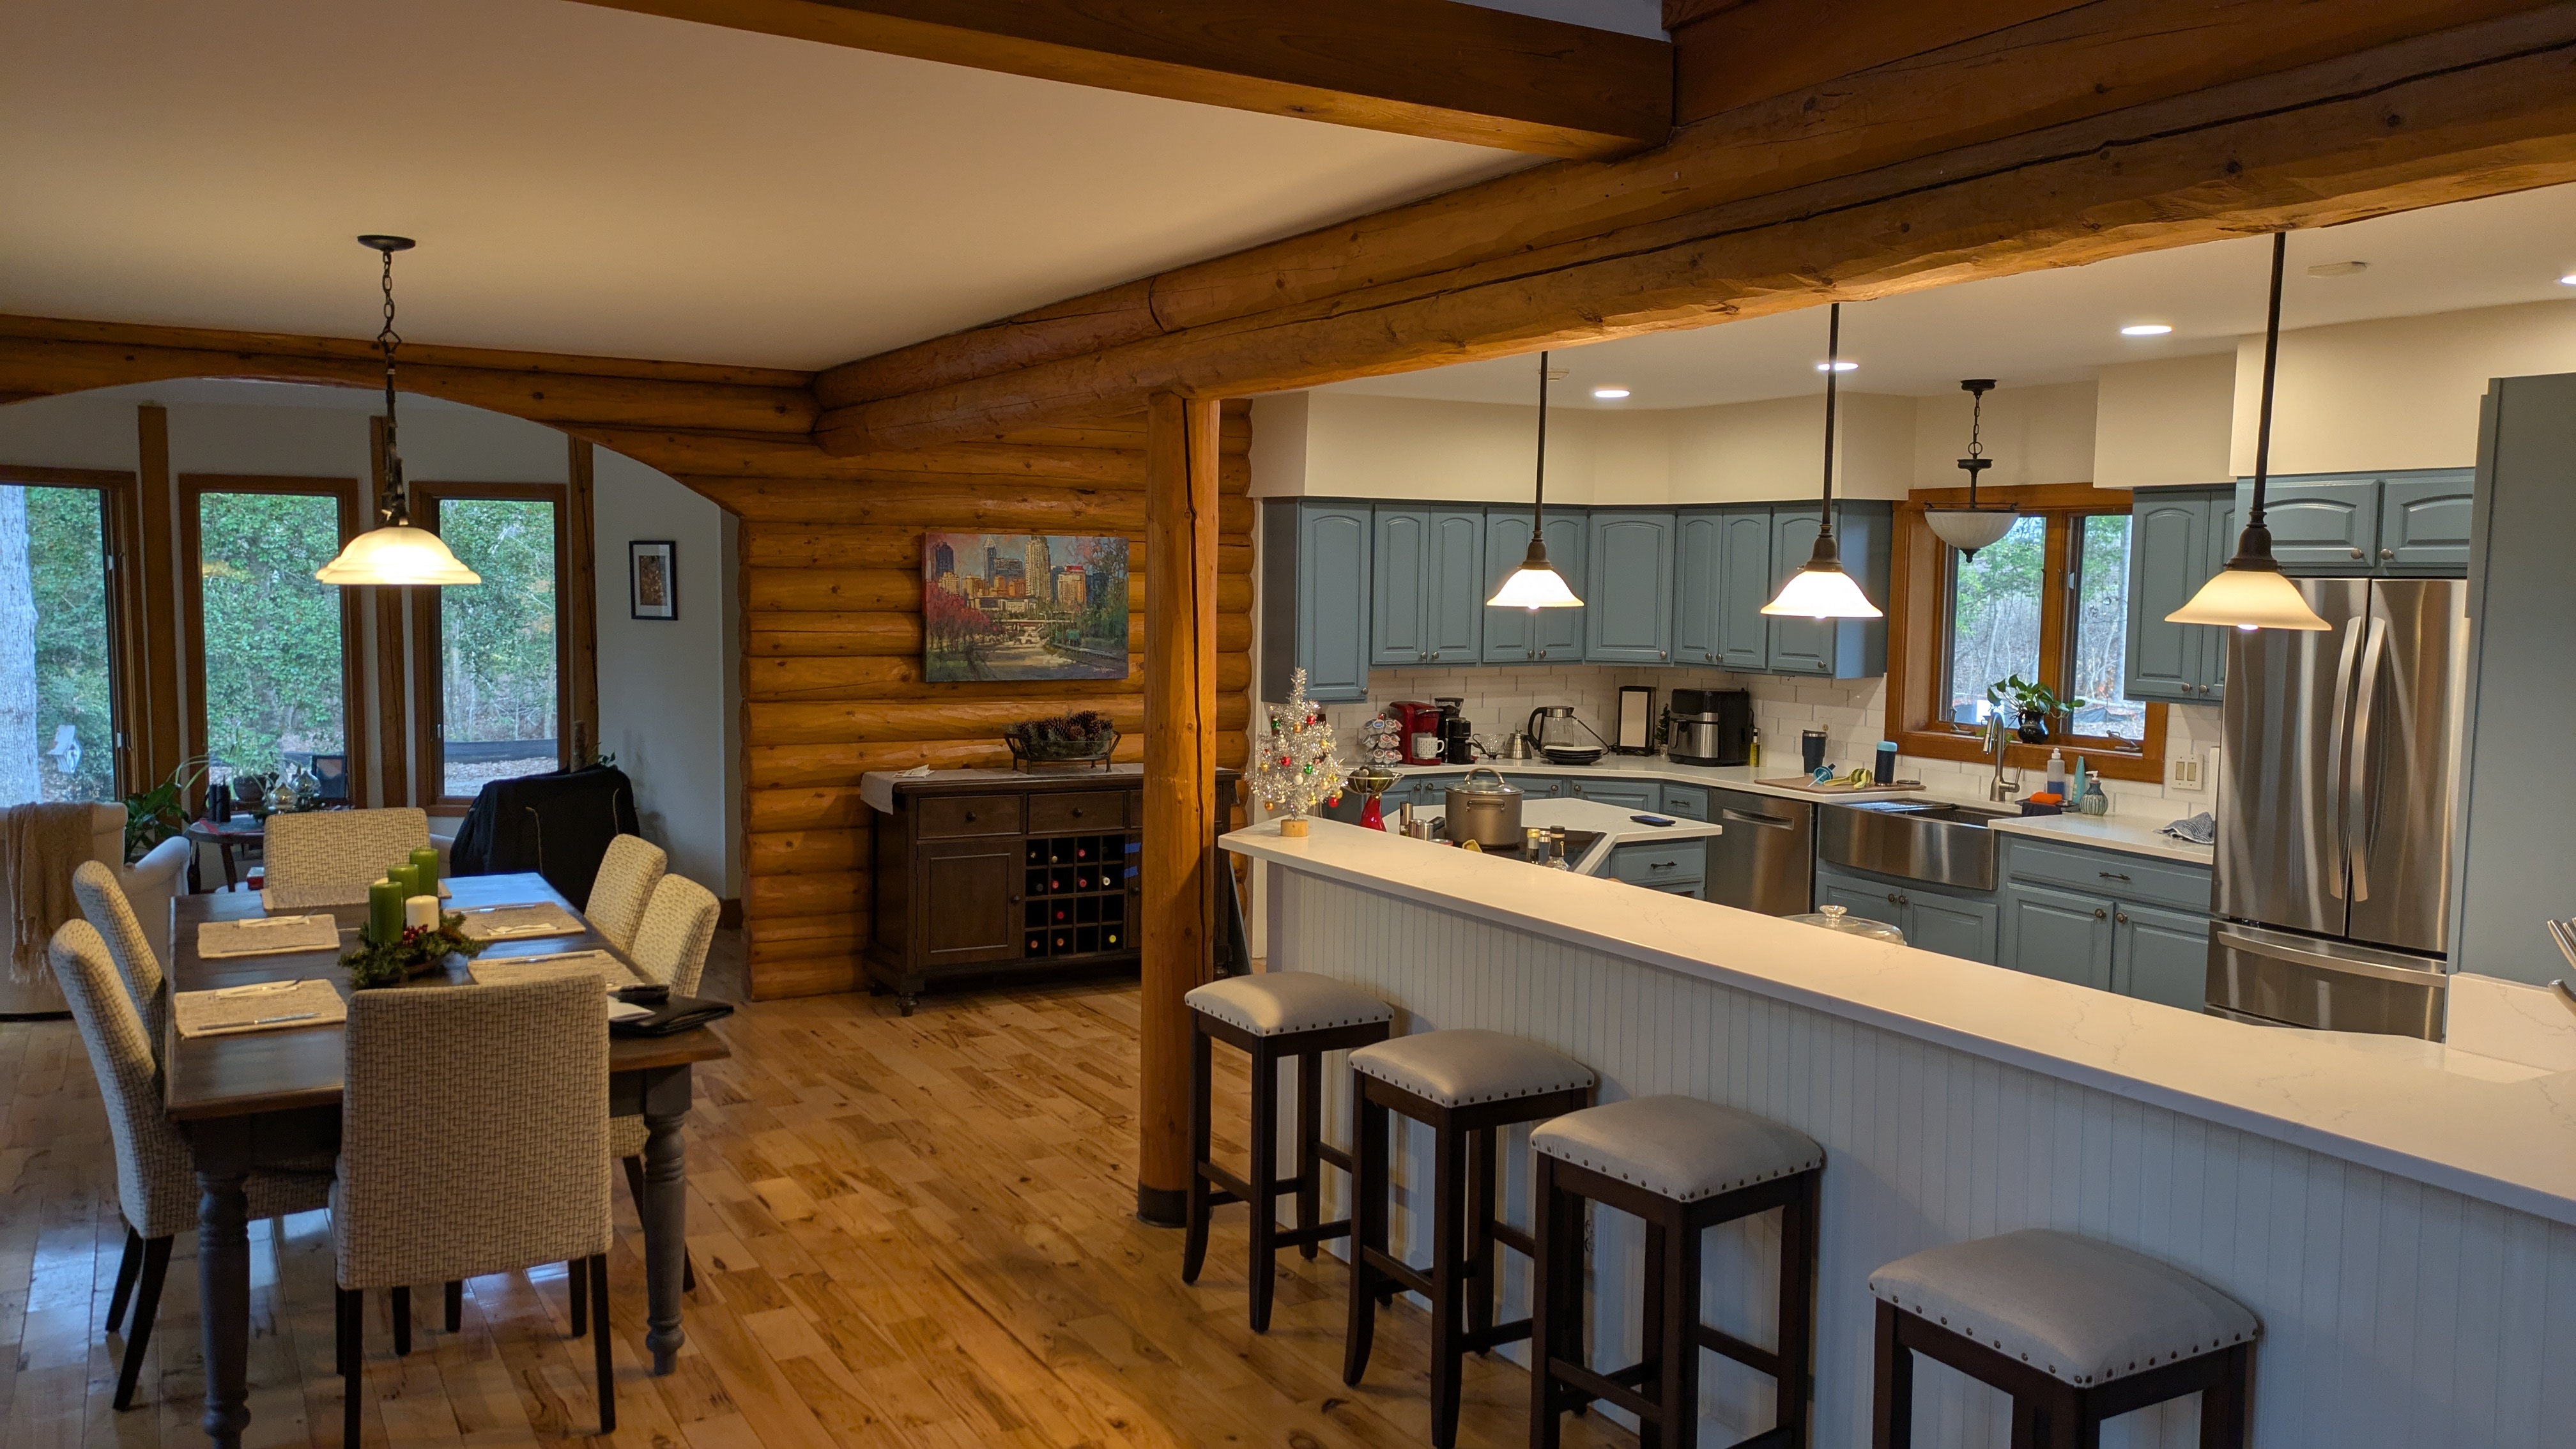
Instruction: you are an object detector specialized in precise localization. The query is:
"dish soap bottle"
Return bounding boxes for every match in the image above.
[1749,726,1761,768]
[2044,747,2068,800]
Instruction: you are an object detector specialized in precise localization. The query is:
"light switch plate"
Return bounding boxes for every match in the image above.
[2170,753,2203,791]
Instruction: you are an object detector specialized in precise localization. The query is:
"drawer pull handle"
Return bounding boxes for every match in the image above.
[1648,861,1676,871]
[2099,870,2130,880]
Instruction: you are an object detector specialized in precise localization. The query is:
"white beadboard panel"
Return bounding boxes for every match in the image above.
[1262,866,2576,1448]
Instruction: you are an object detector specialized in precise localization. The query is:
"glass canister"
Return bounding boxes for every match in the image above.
[1783,903,1906,944]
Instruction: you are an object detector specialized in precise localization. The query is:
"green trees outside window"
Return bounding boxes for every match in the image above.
[197,490,349,785]
[434,497,560,798]
[0,485,116,805]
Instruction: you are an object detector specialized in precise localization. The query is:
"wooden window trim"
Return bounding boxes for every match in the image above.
[0,463,144,799]
[178,473,369,812]
[1885,482,2167,784]
[407,480,572,816]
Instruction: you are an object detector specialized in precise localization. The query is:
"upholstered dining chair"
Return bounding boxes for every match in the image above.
[585,834,666,955]
[71,860,171,1059]
[263,808,431,891]
[49,921,334,1412]
[334,976,615,1446]
[610,871,719,1291]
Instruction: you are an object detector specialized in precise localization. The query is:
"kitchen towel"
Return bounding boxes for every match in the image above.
[2162,811,2217,845]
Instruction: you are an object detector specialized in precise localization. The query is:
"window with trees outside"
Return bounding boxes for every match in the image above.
[0,479,121,806]
[1888,486,2166,781]
[411,484,567,806]
[184,477,364,798]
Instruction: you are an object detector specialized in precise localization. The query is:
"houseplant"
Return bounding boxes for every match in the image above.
[1984,675,2085,744]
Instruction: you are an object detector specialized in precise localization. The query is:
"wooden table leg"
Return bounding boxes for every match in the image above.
[193,1122,254,1449]
[639,1065,693,1374]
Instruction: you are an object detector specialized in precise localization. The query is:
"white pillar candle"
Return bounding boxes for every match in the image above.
[404,895,440,930]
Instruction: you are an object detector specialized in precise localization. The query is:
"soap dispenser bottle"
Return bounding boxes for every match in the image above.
[2044,747,2068,799]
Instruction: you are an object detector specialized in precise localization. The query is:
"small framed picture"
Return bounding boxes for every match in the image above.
[630,540,677,620]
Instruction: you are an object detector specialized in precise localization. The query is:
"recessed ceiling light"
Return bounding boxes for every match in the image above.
[2120,323,2174,337]
[1814,360,1858,372]
[2306,260,2369,278]
[1591,386,1630,399]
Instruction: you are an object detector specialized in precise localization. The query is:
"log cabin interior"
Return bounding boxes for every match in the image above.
[8,3,2576,1446]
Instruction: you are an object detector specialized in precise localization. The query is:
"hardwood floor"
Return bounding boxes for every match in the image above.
[1,957,1621,1449]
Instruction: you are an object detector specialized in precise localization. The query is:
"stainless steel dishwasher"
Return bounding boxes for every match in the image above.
[1705,788,1814,915]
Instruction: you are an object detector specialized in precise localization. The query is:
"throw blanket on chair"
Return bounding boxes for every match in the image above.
[3,802,94,982]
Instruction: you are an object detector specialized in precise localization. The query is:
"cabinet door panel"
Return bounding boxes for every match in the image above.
[2123,491,2209,703]
[1905,887,1999,964]
[1426,510,1487,661]
[1484,511,1589,661]
[1767,509,1834,673]
[2114,901,2212,1011]
[2244,477,2378,572]
[1673,510,1723,666]
[1572,780,1658,812]
[2378,473,2475,574]
[920,841,1025,965]
[1297,504,1372,701]
[1716,507,1775,671]
[2200,491,2238,700]
[2000,882,2115,990]
[1584,511,1675,663]
[1370,509,1430,666]
[1815,869,1906,930]
[1536,513,1590,659]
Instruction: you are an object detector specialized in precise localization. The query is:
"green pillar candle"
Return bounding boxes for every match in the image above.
[408,846,440,894]
[367,877,404,945]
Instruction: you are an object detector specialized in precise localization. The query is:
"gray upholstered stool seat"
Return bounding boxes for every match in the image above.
[1531,1094,1821,1204]
[1184,973,1394,1037]
[1869,1229,2258,1388]
[1349,1027,1593,1107]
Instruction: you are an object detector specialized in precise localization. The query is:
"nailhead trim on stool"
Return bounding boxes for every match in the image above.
[1184,973,1394,1037]
[1347,1027,1593,1107]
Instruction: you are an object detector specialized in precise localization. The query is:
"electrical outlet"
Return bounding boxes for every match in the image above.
[2170,754,2203,791]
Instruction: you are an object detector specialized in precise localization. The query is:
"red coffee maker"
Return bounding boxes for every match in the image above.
[1388,701,1446,766]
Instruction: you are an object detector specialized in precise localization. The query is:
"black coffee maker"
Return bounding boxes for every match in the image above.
[1434,696,1476,763]
[1666,687,1752,766]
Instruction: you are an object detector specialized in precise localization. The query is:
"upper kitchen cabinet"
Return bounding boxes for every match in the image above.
[2229,470,2475,578]
[2122,486,2230,705]
[1583,510,1675,664]
[1673,507,1772,671]
[1369,507,1485,666]
[1765,502,1892,677]
[1483,510,1587,663]
[2377,470,2476,572]
[1259,499,1372,703]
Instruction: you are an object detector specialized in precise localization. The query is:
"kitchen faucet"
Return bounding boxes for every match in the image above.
[1986,716,2022,802]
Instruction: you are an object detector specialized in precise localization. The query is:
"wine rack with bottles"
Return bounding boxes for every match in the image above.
[1023,833,1135,958]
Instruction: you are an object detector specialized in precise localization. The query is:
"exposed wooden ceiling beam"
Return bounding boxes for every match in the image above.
[813,4,2576,452]
[570,0,1672,160]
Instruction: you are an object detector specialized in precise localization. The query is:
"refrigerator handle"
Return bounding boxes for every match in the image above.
[2321,618,2365,902]
[2345,615,2389,904]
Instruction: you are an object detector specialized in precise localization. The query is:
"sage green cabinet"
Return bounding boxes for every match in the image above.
[1766,503,1892,677]
[1261,499,1371,703]
[2378,473,2476,572]
[1483,510,1587,663]
[1370,507,1484,666]
[2227,470,2475,577]
[1674,507,1774,670]
[1999,881,2117,991]
[1583,510,1675,664]
[1810,861,1999,963]
[2122,486,2232,705]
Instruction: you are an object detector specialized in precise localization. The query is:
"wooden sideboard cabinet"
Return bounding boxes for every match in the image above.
[862,767,1239,1013]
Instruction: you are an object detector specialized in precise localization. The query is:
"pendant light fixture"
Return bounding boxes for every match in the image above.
[314,236,482,587]
[1485,349,1583,609]
[2165,231,2327,631]
[1762,303,1882,620]
[1926,378,2017,559]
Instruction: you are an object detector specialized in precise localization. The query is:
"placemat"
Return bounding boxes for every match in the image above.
[195,914,345,959]
[470,951,631,990]
[453,902,586,943]
[262,881,451,911]
[174,978,348,1038]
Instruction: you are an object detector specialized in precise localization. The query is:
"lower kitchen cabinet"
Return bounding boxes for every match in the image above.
[1659,784,1710,820]
[1811,862,1998,963]
[1998,881,2117,991]
[2114,901,2214,1011]
[1609,838,1705,898]
[1570,778,1657,812]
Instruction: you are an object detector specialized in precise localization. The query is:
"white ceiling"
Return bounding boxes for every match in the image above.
[0,0,1538,370]
[1319,183,2576,408]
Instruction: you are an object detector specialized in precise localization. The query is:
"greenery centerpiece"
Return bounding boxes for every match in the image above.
[1985,675,2085,744]
[342,911,485,990]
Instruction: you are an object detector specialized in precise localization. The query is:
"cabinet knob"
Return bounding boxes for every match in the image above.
[1659,650,1667,659]
[2116,911,2130,923]
[2094,907,2108,920]
[2380,548,2396,560]
[963,811,976,822]
[1886,892,1902,905]
[1897,893,1910,907]
[1070,808,1084,818]
[2350,548,2365,559]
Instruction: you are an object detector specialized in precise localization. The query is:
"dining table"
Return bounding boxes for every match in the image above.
[165,871,730,1449]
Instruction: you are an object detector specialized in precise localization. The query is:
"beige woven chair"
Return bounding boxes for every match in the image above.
[49,921,333,1411]
[70,860,169,1058]
[585,834,666,954]
[263,808,430,891]
[334,977,615,1446]
[611,873,719,1286]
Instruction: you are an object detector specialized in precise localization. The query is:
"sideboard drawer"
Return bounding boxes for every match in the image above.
[916,794,1023,839]
[1028,790,1128,833]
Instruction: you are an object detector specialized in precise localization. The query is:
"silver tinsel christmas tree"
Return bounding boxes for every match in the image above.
[1250,668,1347,830]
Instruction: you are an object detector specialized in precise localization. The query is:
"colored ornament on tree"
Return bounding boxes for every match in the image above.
[1249,668,1347,836]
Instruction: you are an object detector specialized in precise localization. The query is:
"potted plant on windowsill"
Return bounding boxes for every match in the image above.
[1985,675,2085,745]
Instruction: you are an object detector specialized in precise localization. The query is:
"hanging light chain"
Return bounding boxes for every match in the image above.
[374,241,408,526]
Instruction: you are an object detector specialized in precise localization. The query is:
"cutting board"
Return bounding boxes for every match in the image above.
[1755,776,1926,795]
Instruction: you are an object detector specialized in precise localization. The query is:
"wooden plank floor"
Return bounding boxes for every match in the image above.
[1,954,1622,1449]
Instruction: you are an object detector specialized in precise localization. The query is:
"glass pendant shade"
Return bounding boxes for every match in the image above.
[314,524,483,586]
[1488,544,1583,608]
[1924,509,2018,555]
[2166,554,2326,630]
[1762,558,1883,619]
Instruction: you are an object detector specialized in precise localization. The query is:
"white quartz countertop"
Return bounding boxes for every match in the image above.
[1223,816,2576,1226]
[1414,795,1722,875]
[1381,757,2215,865]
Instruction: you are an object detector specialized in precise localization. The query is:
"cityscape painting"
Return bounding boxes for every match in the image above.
[921,533,1131,682]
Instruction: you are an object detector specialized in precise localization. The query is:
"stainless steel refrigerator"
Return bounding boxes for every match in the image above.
[2207,577,2467,1038]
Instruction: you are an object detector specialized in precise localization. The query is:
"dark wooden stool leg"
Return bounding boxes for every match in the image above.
[1775,1172,1819,1446]
[1529,1154,1566,1449]
[1246,1038,1281,1333]
[1342,1087,1388,1386]
[1295,1046,1324,1262]
[2009,1400,2041,1449]
[1429,1117,1469,1449]
[1466,1125,1498,1350]
[1658,1201,1702,1449]
[1871,1301,1911,1449]
[1638,1219,1669,1449]
[2201,1343,2251,1449]
[1181,1023,1214,1285]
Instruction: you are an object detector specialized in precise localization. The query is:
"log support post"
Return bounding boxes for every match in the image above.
[1138,390,1220,1225]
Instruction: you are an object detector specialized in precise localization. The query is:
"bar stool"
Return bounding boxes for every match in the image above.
[1528,1095,1823,1449]
[1344,1028,1595,1449]
[1869,1229,2258,1448]
[1181,973,1395,1331]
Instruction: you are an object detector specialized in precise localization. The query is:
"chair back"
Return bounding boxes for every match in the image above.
[49,920,197,1239]
[585,834,666,954]
[263,808,431,890]
[631,874,719,998]
[71,861,167,1056]
[333,977,610,1289]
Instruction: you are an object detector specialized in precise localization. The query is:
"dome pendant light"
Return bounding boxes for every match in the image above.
[1485,350,1583,610]
[1763,302,1882,620]
[1926,379,2018,558]
[2165,231,2327,632]
[315,236,482,588]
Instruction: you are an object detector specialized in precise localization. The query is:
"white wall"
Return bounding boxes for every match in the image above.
[1908,380,2098,490]
[2094,353,2237,489]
